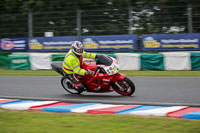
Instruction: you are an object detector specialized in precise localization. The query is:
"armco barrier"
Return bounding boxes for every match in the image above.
[140,53,164,70]
[29,53,52,70]
[0,53,10,69]
[8,54,30,70]
[115,53,141,70]
[1,52,200,70]
[52,54,66,62]
[0,98,200,120]
[191,52,200,70]
[161,52,191,70]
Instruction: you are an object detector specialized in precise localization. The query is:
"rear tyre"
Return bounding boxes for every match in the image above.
[61,77,83,94]
[112,77,135,96]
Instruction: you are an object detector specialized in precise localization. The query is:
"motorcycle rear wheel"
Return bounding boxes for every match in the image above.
[112,77,135,96]
[61,77,83,94]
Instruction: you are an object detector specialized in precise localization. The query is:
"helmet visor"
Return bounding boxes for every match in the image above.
[74,48,83,54]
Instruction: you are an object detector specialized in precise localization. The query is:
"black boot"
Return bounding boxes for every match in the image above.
[76,84,85,94]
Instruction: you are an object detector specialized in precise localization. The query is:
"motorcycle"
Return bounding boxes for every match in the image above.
[51,54,135,96]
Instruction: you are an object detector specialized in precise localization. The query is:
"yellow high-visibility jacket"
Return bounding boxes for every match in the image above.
[62,49,96,76]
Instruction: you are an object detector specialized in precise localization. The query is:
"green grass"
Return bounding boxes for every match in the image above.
[0,109,200,133]
[0,70,200,76]
[0,70,60,76]
[120,70,200,76]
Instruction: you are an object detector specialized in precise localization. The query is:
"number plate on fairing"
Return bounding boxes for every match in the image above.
[103,57,119,75]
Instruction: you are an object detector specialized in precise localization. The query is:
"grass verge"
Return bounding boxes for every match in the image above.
[0,70,200,76]
[120,70,200,76]
[0,109,200,133]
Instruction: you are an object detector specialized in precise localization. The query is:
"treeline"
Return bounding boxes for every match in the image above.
[0,0,200,38]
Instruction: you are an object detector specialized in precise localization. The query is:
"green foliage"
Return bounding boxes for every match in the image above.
[0,0,200,38]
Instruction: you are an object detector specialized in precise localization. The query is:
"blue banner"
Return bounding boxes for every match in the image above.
[0,38,27,51]
[28,35,137,51]
[82,34,137,51]
[28,36,76,51]
[142,33,200,50]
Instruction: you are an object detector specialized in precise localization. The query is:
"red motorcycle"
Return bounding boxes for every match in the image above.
[51,55,135,96]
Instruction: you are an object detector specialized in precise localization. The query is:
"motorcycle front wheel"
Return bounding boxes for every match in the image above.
[112,77,135,96]
[61,77,83,94]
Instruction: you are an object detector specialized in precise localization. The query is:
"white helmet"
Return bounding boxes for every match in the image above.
[71,41,83,55]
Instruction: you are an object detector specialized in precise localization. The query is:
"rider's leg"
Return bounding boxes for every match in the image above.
[66,74,84,93]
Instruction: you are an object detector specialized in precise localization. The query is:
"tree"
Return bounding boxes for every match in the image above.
[0,0,199,38]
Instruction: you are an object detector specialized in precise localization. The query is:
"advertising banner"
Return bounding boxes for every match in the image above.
[142,33,200,50]
[82,34,137,51]
[29,35,137,51]
[28,36,76,51]
[0,38,27,51]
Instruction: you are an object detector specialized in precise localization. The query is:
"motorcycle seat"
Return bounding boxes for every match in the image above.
[51,61,65,76]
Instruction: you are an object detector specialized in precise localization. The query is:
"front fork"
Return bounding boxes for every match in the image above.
[113,73,126,90]
[115,81,124,91]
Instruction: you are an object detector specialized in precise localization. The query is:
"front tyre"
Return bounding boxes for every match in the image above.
[112,77,135,96]
[61,77,83,94]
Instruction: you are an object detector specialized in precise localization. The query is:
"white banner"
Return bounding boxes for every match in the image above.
[162,52,191,70]
[115,53,141,70]
[29,53,52,70]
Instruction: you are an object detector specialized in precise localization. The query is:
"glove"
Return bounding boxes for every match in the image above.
[95,55,101,59]
[85,70,95,76]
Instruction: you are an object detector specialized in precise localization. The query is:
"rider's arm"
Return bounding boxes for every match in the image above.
[70,59,86,76]
[82,51,96,59]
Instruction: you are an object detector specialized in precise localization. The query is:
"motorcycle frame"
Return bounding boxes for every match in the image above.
[80,60,126,92]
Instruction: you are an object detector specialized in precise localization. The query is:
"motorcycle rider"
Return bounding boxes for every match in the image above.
[62,41,99,93]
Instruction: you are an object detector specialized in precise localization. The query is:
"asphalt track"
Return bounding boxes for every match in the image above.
[0,76,200,106]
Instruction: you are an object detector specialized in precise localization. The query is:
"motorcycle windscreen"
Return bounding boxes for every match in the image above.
[96,55,112,66]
